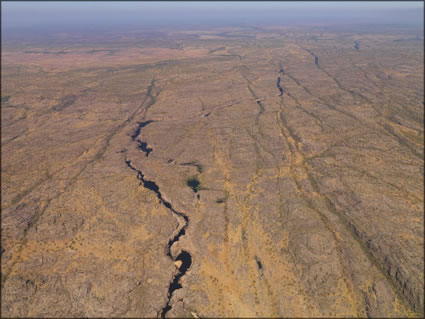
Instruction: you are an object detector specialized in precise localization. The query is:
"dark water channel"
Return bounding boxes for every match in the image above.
[138,142,152,157]
[131,120,154,157]
[125,159,192,318]
[277,76,283,96]
[126,120,193,318]
[161,251,192,316]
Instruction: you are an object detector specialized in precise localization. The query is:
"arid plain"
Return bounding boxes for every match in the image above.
[1,26,424,317]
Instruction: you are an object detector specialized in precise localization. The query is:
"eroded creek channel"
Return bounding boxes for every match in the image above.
[277,76,283,96]
[277,66,284,96]
[131,120,154,156]
[126,120,192,318]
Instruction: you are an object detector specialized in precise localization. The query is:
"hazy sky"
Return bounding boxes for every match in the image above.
[2,1,423,31]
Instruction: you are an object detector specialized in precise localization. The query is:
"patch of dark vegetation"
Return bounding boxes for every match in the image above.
[255,256,263,270]
[187,176,201,193]
[241,229,247,242]
[256,100,264,114]
[209,47,226,54]
[1,96,11,103]
[52,95,77,112]
[86,49,117,55]
[214,53,242,60]
[24,50,69,55]
[393,37,422,42]
[181,161,203,173]
[3,104,26,109]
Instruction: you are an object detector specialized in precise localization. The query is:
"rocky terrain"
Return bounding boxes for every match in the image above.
[1,26,424,317]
